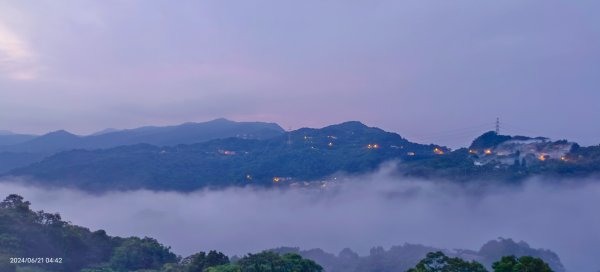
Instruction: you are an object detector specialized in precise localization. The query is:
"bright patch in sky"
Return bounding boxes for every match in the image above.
[0,21,37,80]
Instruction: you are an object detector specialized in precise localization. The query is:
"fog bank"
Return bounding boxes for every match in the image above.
[1,171,599,271]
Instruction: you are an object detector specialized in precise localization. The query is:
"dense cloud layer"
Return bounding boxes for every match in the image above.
[1,170,599,271]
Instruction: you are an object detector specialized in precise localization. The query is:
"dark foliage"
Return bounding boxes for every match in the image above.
[492,255,553,272]
[7,121,446,191]
[407,251,488,272]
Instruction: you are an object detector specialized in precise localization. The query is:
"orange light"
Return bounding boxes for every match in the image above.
[484,149,492,155]
[273,177,281,182]
[433,148,445,155]
[539,154,546,161]
[373,144,379,149]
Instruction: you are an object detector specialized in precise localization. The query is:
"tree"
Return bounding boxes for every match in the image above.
[492,256,553,272]
[206,264,242,272]
[407,251,488,272]
[182,250,229,272]
[109,237,178,271]
[236,251,323,272]
[0,253,16,272]
[0,194,31,211]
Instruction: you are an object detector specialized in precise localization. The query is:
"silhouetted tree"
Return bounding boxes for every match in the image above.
[407,251,488,272]
[492,255,553,272]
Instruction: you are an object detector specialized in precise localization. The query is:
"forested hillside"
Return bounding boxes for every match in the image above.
[5,122,445,191]
[6,123,600,192]
[0,194,321,272]
[0,194,563,272]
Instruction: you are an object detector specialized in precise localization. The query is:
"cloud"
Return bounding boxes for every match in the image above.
[1,170,599,271]
[0,21,38,80]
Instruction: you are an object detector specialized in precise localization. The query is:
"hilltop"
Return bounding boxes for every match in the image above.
[1,121,600,192]
[4,121,447,191]
[0,119,284,173]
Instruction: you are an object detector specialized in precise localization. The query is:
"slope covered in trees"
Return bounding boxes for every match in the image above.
[3,123,600,192]
[0,119,284,175]
[5,122,446,191]
[0,194,320,272]
[407,251,553,272]
[0,194,566,272]
[271,238,564,272]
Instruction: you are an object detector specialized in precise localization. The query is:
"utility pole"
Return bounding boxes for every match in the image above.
[495,118,500,135]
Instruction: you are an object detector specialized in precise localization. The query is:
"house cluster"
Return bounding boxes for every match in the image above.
[470,138,574,166]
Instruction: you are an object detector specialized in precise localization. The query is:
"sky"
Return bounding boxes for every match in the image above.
[1,0,599,148]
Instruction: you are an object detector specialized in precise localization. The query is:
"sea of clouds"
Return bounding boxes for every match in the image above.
[1,167,599,271]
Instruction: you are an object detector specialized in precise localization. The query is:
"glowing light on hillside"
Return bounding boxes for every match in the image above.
[539,154,547,161]
[433,148,445,155]
[484,149,492,155]
[407,152,415,156]
[469,149,477,154]
[328,142,334,147]
[273,177,281,182]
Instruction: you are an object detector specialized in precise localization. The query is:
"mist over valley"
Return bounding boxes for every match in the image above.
[1,169,598,271]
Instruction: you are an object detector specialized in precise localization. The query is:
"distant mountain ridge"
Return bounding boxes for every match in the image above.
[0,118,284,153]
[5,121,447,191]
[0,119,285,173]
[2,120,600,191]
[0,133,37,147]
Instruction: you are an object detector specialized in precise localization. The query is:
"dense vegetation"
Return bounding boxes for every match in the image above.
[407,251,488,272]
[399,133,600,182]
[5,122,445,191]
[0,195,565,272]
[0,194,321,272]
[0,119,284,175]
[3,121,600,192]
[271,238,564,272]
[406,251,553,272]
[492,256,553,272]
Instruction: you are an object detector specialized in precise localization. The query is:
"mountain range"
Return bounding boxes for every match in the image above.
[0,118,284,173]
[2,119,600,192]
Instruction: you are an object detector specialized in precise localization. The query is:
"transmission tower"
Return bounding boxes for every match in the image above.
[495,118,500,135]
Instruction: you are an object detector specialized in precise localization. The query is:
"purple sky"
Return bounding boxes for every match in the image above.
[1,0,599,148]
